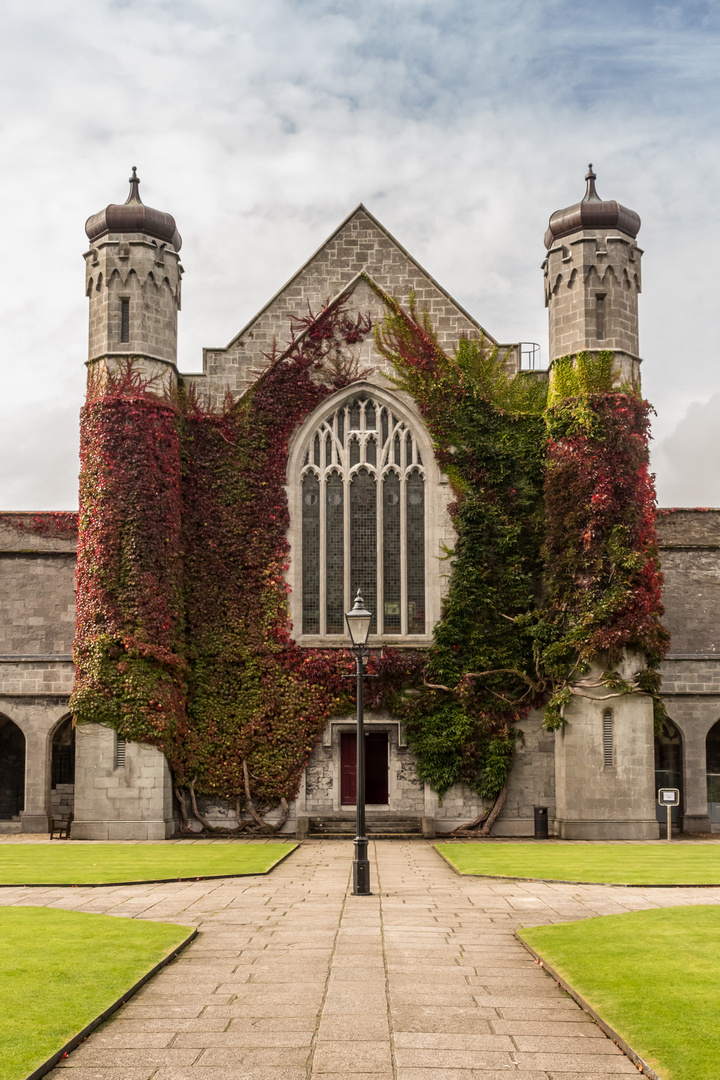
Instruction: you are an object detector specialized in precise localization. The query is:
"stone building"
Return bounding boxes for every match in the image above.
[1,166,718,839]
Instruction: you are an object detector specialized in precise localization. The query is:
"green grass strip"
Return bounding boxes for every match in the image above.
[520,906,720,1080]
[0,907,193,1080]
[436,841,720,885]
[0,841,297,885]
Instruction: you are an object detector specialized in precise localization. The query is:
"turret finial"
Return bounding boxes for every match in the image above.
[125,166,142,206]
[584,163,599,202]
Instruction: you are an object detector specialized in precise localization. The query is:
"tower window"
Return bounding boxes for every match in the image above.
[595,294,606,341]
[300,395,426,637]
[120,298,130,343]
[602,709,613,768]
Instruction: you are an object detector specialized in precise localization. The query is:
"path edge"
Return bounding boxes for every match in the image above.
[24,926,198,1080]
[2,842,298,888]
[516,931,664,1080]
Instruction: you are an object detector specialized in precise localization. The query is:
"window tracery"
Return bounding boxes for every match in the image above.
[300,394,426,636]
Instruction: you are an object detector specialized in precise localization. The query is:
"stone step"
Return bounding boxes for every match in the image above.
[308,817,423,837]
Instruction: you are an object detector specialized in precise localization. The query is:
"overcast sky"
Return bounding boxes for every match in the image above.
[1,0,719,509]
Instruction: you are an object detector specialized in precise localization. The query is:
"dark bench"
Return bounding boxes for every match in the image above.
[49,812,73,840]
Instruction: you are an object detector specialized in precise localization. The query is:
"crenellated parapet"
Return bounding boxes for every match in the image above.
[543,166,643,385]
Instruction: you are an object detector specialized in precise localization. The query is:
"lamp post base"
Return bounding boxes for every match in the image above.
[352,835,371,895]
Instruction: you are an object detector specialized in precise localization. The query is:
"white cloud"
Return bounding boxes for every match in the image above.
[1,0,719,507]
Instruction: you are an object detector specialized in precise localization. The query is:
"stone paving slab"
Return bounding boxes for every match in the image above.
[3,838,719,1078]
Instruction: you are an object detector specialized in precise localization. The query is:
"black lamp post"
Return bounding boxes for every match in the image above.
[345,588,372,896]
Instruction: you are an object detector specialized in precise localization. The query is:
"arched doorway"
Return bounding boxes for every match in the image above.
[0,715,25,820]
[655,717,683,831]
[706,719,720,828]
[50,716,75,823]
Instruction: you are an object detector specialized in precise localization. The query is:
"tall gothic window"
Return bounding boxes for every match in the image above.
[301,395,426,636]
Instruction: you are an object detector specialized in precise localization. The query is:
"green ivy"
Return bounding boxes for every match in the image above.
[376,297,548,799]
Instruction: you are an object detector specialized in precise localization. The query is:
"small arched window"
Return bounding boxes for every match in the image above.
[300,394,425,636]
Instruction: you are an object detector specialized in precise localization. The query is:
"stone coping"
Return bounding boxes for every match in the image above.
[25,926,197,1080]
[516,932,663,1080]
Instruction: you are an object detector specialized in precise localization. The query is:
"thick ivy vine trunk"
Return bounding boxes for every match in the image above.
[71,387,189,750]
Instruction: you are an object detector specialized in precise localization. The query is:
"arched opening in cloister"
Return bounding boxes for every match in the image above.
[50,715,75,823]
[0,714,25,821]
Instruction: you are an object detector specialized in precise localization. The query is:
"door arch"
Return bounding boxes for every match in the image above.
[655,717,683,830]
[0,714,25,820]
[706,719,720,828]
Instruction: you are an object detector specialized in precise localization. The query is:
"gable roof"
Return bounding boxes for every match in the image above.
[187,204,497,405]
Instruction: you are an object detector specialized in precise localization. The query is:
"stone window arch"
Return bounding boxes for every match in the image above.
[288,384,448,642]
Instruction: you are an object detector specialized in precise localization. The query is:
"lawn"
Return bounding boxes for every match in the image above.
[436,841,720,885]
[520,906,720,1080]
[0,841,297,885]
[0,907,193,1080]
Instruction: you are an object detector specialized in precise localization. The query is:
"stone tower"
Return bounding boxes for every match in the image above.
[83,168,182,393]
[543,167,657,840]
[72,170,181,841]
[543,165,642,385]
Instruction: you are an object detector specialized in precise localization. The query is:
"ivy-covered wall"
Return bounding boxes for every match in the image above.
[70,302,668,830]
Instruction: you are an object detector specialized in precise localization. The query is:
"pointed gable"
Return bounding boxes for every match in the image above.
[185,206,497,404]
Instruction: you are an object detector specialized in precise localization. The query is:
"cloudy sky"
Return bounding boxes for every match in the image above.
[1,0,719,509]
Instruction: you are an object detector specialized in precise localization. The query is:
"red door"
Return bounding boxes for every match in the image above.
[340,732,389,805]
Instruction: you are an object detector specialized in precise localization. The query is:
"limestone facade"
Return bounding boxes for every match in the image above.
[543,231,642,375]
[3,172,720,840]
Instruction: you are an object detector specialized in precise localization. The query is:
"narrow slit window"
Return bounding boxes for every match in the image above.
[325,473,344,634]
[302,473,320,633]
[596,294,606,341]
[120,298,130,343]
[603,709,613,768]
[115,737,126,769]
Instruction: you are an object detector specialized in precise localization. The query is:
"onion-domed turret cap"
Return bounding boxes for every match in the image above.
[544,165,640,249]
[85,168,182,251]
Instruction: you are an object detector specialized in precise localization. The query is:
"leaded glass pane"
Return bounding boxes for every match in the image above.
[313,434,320,466]
[350,468,377,632]
[350,438,360,466]
[407,470,425,633]
[326,473,344,634]
[302,472,320,633]
[366,438,377,466]
[381,409,388,446]
[337,410,344,446]
[325,434,332,466]
[394,433,401,465]
[366,402,376,429]
[383,471,401,632]
[349,401,361,429]
[406,432,413,465]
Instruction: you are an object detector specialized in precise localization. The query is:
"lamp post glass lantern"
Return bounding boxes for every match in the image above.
[346,589,372,895]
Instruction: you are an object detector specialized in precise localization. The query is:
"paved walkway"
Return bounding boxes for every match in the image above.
[4,839,720,1079]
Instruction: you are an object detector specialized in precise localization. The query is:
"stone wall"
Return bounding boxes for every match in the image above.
[72,723,174,840]
[0,516,77,831]
[543,230,641,372]
[655,509,720,832]
[185,207,519,408]
[85,234,181,366]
